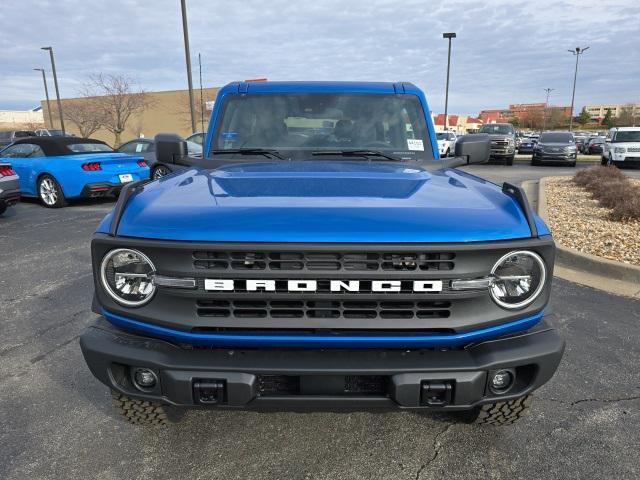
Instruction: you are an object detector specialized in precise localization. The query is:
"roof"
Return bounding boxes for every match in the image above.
[10,136,109,156]
[219,81,420,95]
[433,114,458,126]
[615,126,640,131]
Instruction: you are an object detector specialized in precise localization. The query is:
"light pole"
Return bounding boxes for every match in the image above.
[567,46,589,132]
[542,87,554,132]
[180,0,196,134]
[34,68,54,128]
[198,53,205,133]
[442,32,456,131]
[41,47,65,134]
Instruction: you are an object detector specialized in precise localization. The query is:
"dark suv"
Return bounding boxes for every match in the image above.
[532,132,577,167]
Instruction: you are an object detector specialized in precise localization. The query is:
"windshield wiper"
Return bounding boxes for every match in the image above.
[311,150,401,162]
[211,148,284,160]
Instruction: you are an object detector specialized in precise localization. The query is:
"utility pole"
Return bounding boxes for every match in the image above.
[568,46,589,132]
[542,88,554,132]
[41,47,65,134]
[34,68,54,128]
[198,53,204,133]
[442,32,456,131]
[180,0,196,133]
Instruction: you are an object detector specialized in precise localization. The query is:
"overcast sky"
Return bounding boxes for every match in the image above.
[1,0,639,115]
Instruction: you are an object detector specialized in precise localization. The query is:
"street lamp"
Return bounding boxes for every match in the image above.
[180,0,197,134]
[442,32,456,131]
[41,47,65,135]
[33,68,54,128]
[542,87,554,132]
[567,46,589,132]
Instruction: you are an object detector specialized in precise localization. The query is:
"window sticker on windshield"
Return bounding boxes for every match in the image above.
[220,132,238,140]
[407,139,424,151]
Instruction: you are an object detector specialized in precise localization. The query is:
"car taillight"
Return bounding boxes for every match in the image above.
[81,162,102,171]
[137,160,147,167]
[0,165,16,177]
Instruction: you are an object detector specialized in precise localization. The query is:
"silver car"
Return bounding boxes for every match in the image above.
[0,161,20,215]
[117,138,203,179]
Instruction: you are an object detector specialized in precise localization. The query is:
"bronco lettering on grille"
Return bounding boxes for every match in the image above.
[204,279,443,293]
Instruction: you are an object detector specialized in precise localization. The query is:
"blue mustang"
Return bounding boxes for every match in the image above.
[0,137,149,207]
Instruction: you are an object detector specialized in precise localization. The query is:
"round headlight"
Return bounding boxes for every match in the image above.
[490,250,546,309]
[100,248,156,307]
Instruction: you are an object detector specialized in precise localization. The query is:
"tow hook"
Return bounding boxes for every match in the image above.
[420,381,453,407]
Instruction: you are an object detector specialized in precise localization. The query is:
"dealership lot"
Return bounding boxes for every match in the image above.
[1,162,639,480]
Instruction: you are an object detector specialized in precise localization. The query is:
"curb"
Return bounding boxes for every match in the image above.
[537,177,640,292]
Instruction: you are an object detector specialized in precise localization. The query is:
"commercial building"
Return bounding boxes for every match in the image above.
[0,107,44,130]
[432,114,484,134]
[41,87,219,146]
[584,103,640,121]
[479,103,571,126]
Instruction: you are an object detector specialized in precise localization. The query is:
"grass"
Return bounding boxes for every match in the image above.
[573,166,640,221]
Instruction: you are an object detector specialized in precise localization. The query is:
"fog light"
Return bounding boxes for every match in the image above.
[490,369,513,393]
[132,368,157,390]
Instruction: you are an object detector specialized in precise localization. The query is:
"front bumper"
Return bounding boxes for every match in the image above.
[533,152,576,162]
[80,315,564,411]
[611,154,640,166]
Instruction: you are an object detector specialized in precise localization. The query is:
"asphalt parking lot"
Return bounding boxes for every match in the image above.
[1,162,639,480]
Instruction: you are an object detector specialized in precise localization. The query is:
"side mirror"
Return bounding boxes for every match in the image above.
[454,133,490,164]
[155,133,188,165]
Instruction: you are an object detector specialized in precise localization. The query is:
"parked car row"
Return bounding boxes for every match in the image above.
[0,128,75,148]
[0,132,207,215]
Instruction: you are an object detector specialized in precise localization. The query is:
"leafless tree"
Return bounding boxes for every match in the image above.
[85,74,151,146]
[63,99,104,138]
[547,108,568,130]
[173,90,213,132]
[616,104,638,127]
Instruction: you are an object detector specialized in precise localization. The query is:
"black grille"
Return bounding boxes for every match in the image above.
[196,299,451,320]
[193,251,455,271]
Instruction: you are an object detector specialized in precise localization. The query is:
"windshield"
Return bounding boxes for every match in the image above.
[436,132,454,140]
[539,133,574,143]
[614,131,640,142]
[479,124,514,135]
[67,142,113,153]
[212,93,432,160]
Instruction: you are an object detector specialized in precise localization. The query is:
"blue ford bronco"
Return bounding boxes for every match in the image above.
[80,81,564,426]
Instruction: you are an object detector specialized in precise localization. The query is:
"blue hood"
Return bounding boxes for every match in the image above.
[101,161,536,243]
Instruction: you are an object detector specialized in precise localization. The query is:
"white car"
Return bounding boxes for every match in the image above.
[602,127,640,166]
[436,131,457,157]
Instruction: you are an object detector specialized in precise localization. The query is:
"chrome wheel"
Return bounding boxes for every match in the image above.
[152,166,170,179]
[40,178,58,206]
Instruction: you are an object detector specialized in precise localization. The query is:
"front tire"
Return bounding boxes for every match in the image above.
[111,391,176,426]
[38,174,67,208]
[456,395,533,426]
[0,202,6,216]
[506,155,514,166]
[152,165,171,179]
